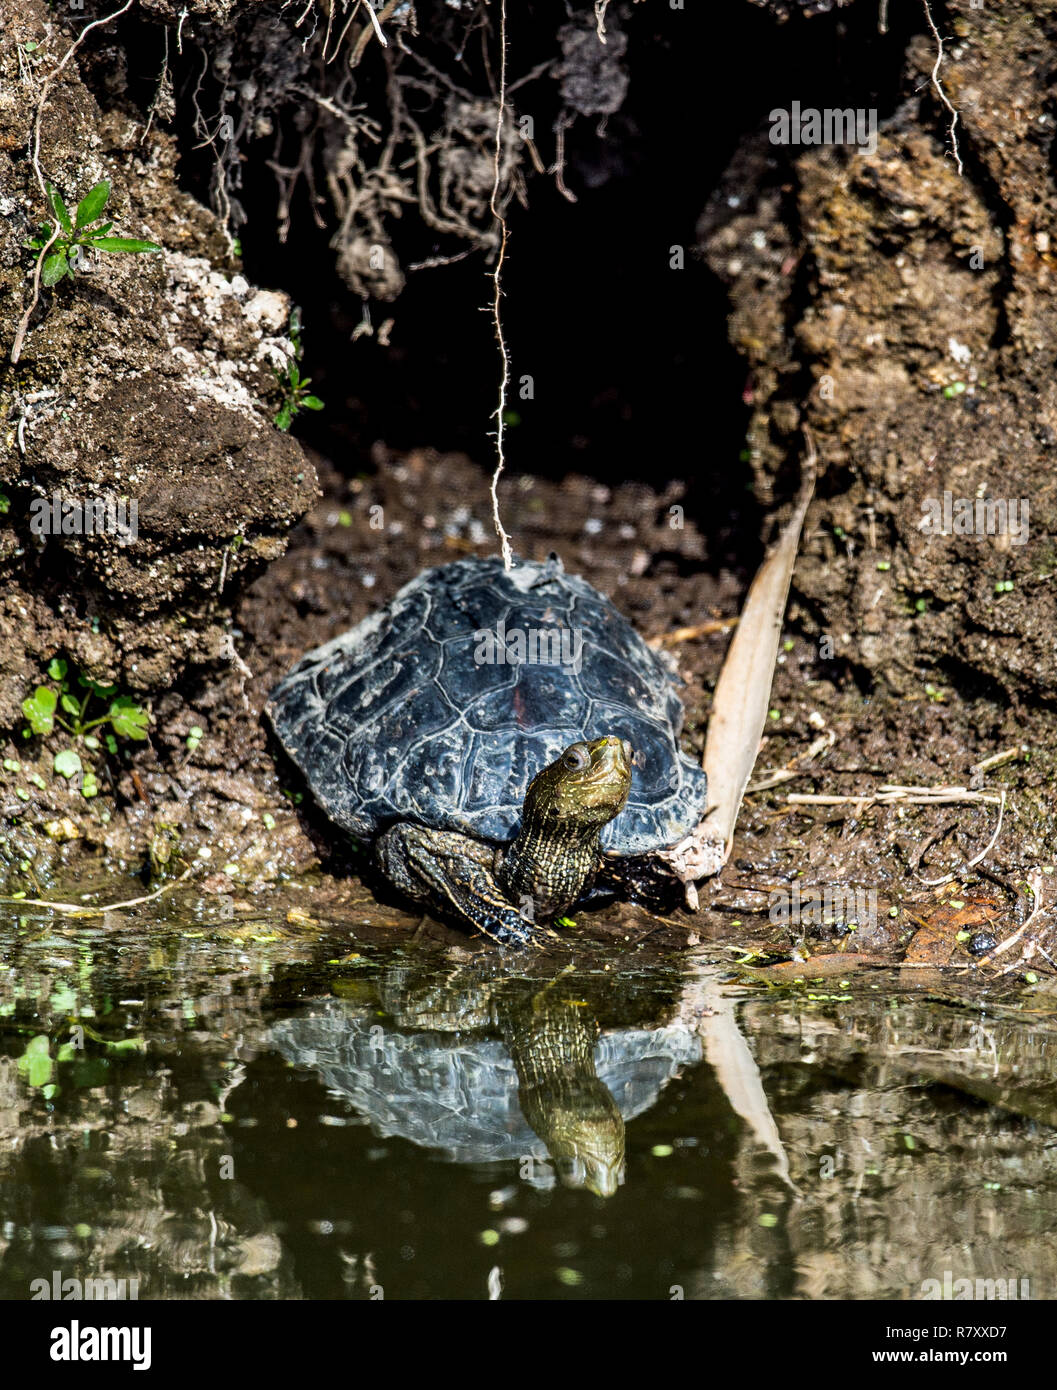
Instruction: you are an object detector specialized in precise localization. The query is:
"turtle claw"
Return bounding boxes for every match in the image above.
[377,822,552,950]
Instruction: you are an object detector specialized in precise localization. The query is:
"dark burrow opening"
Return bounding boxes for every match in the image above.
[95,0,925,578]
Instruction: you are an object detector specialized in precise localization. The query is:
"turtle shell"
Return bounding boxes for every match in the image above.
[266,554,708,854]
[269,998,703,1171]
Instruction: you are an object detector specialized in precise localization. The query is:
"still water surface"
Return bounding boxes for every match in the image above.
[1,894,1054,1301]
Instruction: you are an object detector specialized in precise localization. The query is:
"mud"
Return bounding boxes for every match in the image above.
[0,0,1054,979]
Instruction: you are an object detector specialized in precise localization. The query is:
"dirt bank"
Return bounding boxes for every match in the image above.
[0,0,1053,976]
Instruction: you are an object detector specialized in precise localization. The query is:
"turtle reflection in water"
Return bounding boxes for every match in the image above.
[269,966,702,1197]
[266,556,710,944]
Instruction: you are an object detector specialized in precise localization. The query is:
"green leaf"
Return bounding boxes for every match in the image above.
[81,771,99,799]
[77,675,117,698]
[287,363,300,388]
[54,748,83,780]
[301,395,324,411]
[45,182,72,235]
[74,180,110,230]
[22,686,56,734]
[60,693,80,716]
[46,657,68,681]
[108,697,149,740]
[104,732,118,756]
[41,251,69,287]
[88,237,161,254]
[274,407,292,432]
[18,1036,53,1089]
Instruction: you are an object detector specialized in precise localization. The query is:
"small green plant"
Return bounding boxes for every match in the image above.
[21,660,149,799]
[274,306,324,431]
[0,489,10,515]
[24,180,160,287]
[23,658,149,746]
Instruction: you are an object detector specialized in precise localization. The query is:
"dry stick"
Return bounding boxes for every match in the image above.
[918,788,1006,887]
[10,0,136,365]
[646,617,738,649]
[922,0,964,177]
[487,0,514,571]
[785,787,1001,807]
[990,870,1046,969]
[970,747,1025,776]
[594,0,610,43]
[0,866,194,918]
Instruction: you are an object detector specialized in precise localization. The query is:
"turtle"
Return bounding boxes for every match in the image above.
[268,962,704,1198]
[266,554,710,945]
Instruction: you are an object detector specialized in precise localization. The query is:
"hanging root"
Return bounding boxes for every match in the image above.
[488,0,514,571]
[922,0,964,177]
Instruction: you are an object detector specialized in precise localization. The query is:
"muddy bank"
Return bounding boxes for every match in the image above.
[0,1,1053,976]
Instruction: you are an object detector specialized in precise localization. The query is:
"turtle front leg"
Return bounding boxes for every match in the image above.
[375,823,546,947]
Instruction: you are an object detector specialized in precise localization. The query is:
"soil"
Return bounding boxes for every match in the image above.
[0,0,1054,979]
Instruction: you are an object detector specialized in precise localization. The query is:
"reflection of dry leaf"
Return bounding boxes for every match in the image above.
[687,969,797,1191]
[752,951,892,979]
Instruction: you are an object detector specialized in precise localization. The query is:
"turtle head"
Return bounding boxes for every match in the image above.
[548,1088,627,1198]
[525,736,632,833]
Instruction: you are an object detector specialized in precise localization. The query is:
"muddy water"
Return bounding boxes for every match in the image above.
[0,894,1054,1302]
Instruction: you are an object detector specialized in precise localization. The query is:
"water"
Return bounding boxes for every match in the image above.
[1,893,1054,1301]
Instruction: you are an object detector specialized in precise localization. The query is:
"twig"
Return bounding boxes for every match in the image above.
[487,0,514,571]
[990,870,1046,968]
[922,0,964,177]
[917,789,1007,887]
[11,0,136,365]
[1,865,193,918]
[594,1,610,43]
[786,786,1002,807]
[647,617,738,648]
[971,747,1024,775]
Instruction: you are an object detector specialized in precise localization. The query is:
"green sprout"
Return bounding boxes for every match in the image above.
[24,180,160,287]
[21,659,149,798]
[274,306,324,431]
[0,489,10,515]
